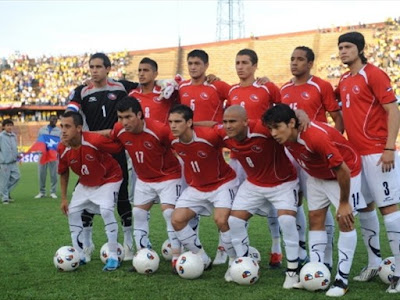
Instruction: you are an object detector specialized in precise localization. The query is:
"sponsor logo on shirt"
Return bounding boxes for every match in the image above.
[107,93,117,100]
[249,94,259,102]
[200,92,209,100]
[386,87,393,92]
[182,93,189,98]
[68,90,75,100]
[197,150,207,158]
[70,159,78,164]
[326,153,333,160]
[144,141,153,149]
[231,148,239,152]
[88,96,97,102]
[251,145,262,153]
[301,92,310,100]
[232,95,239,101]
[282,93,290,99]
[300,153,311,161]
[125,141,133,146]
[85,154,95,161]
[178,151,186,156]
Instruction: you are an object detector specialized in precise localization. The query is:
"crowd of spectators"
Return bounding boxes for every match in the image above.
[321,18,400,98]
[0,51,130,106]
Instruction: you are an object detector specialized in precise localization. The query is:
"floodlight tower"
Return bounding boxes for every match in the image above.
[216,0,245,41]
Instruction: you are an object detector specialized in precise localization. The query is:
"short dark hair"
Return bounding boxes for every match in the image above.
[2,119,13,127]
[262,103,299,128]
[169,104,193,122]
[116,96,144,119]
[89,52,111,68]
[187,49,209,64]
[294,46,315,62]
[140,57,158,71]
[62,111,83,126]
[237,48,258,65]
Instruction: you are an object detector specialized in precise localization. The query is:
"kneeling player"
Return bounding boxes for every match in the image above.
[263,104,367,297]
[58,111,123,271]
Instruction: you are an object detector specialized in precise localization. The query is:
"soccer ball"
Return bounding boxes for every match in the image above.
[379,256,396,284]
[132,248,160,274]
[100,243,125,264]
[300,262,331,291]
[53,246,80,272]
[248,246,261,263]
[230,256,260,285]
[175,251,204,279]
[161,239,173,261]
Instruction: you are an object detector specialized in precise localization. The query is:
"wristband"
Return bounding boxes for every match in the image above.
[384,148,396,151]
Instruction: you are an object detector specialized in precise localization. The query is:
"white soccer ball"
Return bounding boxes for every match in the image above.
[132,248,160,274]
[230,256,260,285]
[175,251,204,279]
[248,246,261,263]
[100,243,125,264]
[161,239,173,261]
[379,256,396,284]
[300,262,331,291]
[53,246,80,272]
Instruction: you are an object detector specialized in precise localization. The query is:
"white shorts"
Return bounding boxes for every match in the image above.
[229,158,247,185]
[68,180,122,214]
[307,174,366,213]
[361,153,400,207]
[232,179,299,215]
[175,178,239,216]
[134,178,184,206]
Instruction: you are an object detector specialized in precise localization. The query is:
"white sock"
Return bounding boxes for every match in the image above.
[325,209,335,268]
[133,207,150,249]
[383,211,400,277]
[217,233,225,251]
[123,226,133,248]
[82,227,93,249]
[175,224,202,254]
[309,230,327,263]
[101,207,118,260]
[278,214,299,270]
[228,216,249,257]
[296,204,307,260]
[359,210,382,268]
[68,211,84,258]
[336,230,357,285]
[163,208,181,253]
[267,206,282,254]
[220,230,236,258]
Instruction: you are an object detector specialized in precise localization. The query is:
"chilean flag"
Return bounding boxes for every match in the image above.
[27,134,60,164]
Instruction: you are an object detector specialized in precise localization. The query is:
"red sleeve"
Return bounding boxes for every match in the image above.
[266,82,281,104]
[110,122,123,141]
[214,80,231,100]
[86,132,123,154]
[367,67,397,104]
[320,81,341,112]
[57,144,68,174]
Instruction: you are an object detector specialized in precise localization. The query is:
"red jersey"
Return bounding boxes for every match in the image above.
[111,120,181,183]
[284,121,361,179]
[335,63,397,155]
[170,127,236,192]
[58,132,122,187]
[128,85,176,124]
[178,80,231,122]
[227,81,281,119]
[281,76,340,122]
[215,120,297,187]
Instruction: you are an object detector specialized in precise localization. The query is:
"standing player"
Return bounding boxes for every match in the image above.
[109,96,183,270]
[34,115,61,199]
[218,105,300,289]
[281,46,344,269]
[67,52,138,261]
[168,104,238,275]
[263,104,366,297]
[58,111,122,271]
[227,48,283,268]
[178,49,231,123]
[336,32,400,293]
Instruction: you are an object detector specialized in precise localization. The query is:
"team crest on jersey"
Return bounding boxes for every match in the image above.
[68,90,75,100]
[85,154,95,161]
[301,92,310,100]
[197,150,207,158]
[200,92,209,100]
[251,145,262,153]
[352,85,360,94]
[144,141,153,149]
[249,94,259,102]
[107,93,117,100]
[88,96,97,102]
